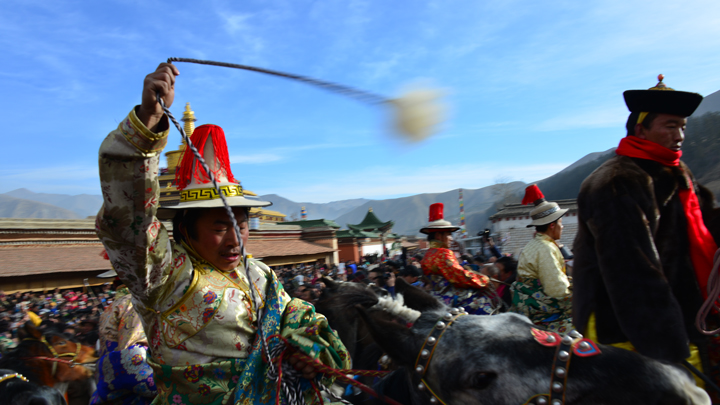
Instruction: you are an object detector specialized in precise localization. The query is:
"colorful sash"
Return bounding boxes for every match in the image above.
[511,278,573,334]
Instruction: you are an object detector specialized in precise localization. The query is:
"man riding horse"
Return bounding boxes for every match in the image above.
[420,203,496,314]
[96,63,349,405]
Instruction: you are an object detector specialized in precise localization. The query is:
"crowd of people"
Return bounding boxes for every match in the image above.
[0,249,518,358]
[0,285,117,353]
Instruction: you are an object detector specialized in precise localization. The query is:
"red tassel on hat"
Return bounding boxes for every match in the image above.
[522,184,545,206]
[175,124,238,190]
[429,203,444,222]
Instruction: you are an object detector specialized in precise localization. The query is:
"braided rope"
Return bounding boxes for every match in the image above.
[167,57,387,105]
[157,94,276,380]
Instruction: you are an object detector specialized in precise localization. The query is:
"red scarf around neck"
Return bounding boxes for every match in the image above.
[616,136,718,298]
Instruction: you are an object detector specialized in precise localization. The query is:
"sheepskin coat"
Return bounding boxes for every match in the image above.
[573,154,720,363]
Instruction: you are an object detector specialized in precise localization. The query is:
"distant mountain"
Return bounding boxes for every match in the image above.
[333,182,527,236]
[259,194,370,221]
[692,89,720,117]
[0,194,81,219]
[535,149,616,201]
[684,112,720,199]
[3,188,103,218]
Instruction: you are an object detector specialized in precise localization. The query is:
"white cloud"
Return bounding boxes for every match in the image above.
[230,154,283,164]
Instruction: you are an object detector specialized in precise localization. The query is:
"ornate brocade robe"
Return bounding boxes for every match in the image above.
[96,108,349,405]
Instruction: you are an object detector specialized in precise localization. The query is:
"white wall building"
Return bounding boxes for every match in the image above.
[463,199,579,257]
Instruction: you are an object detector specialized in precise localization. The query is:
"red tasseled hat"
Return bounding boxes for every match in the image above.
[522,184,546,206]
[429,203,445,222]
[175,124,238,191]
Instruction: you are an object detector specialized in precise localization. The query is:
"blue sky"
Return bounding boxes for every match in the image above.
[2,0,720,203]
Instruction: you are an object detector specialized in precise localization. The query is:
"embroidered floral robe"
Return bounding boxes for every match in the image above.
[421,241,495,314]
[511,233,573,334]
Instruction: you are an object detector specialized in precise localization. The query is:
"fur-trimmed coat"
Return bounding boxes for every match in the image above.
[573,154,720,363]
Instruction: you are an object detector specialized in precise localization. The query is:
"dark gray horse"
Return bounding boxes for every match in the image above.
[318,278,710,405]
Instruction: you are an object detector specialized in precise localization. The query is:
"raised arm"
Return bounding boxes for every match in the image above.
[95,63,180,303]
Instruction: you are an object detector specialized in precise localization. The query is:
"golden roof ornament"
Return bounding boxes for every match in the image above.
[181,102,197,138]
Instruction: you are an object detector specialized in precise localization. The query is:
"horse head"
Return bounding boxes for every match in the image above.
[4,322,97,387]
[351,279,710,405]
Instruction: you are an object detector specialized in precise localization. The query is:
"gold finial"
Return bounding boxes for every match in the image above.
[369,207,373,212]
[181,102,197,140]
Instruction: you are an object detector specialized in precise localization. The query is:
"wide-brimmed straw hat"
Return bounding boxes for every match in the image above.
[420,203,459,234]
[522,184,567,227]
[157,124,271,220]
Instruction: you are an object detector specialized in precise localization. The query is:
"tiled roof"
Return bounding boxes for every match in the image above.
[347,209,393,231]
[282,219,340,229]
[0,218,97,229]
[0,239,335,277]
[0,245,110,277]
[247,239,335,259]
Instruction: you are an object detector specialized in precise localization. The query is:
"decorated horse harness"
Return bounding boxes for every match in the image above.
[413,308,601,405]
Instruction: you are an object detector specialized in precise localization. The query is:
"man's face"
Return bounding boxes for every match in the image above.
[435,231,452,247]
[549,217,564,240]
[636,114,687,152]
[187,207,250,271]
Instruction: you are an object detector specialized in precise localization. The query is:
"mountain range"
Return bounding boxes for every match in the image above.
[2,96,718,234]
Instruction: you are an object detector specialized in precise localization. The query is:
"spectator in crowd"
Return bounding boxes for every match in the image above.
[399,265,423,287]
[369,268,396,297]
[494,256,518,308]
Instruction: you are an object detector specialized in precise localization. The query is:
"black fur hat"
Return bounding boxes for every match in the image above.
[623,74,702,117]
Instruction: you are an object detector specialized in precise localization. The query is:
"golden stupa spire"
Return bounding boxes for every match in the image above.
[181,102,197,139]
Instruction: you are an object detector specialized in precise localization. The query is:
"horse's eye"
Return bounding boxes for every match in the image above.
[57,340,66,345]
[472,372,497,389]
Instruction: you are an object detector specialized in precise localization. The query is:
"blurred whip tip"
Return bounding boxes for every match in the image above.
[388,87,446,142]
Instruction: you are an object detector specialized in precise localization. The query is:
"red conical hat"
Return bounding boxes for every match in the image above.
[158,124,271,219]
[420,203,459,234]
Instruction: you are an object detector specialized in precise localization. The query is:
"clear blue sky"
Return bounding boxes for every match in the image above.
[2,0,719,203]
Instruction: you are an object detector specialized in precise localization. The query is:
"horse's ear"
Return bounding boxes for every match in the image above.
[394,277,444,312]
[321,277,338,290]
[19,321,42,340]
[355,305,422,367]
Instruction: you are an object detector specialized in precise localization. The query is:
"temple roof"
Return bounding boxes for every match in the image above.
[336,229,380,239]
[347,208,394,232]
[282,219,340,229]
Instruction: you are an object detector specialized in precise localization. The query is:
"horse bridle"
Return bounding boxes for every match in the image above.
[412,310,601,405]
[414,307,467,405]
[22,335,87,376]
